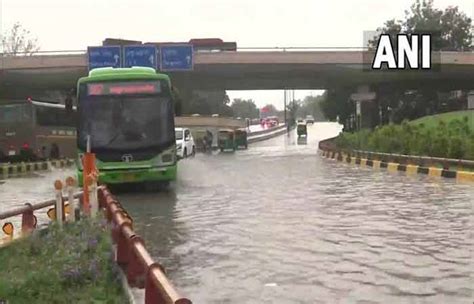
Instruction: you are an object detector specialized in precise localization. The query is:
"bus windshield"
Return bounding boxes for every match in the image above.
[78,95,174,151]
[36,106,76,127]
[0,104,31,124]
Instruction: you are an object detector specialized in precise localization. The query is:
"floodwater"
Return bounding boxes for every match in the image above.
[1,122,472,303]
[118,123,473,304]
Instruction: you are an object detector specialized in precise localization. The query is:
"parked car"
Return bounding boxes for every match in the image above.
[175,127,196,159]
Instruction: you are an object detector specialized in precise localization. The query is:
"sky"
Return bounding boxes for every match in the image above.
[1,0,473,109]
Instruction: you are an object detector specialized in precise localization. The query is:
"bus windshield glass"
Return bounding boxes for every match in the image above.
[0,104,31,124]
[36,106,76,127]
[78,82,174,151]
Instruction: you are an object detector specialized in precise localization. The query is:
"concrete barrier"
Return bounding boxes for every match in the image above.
[248,125,289,143]
[175,116,246,129]
[318,137,474,183]
[0,158,74,179]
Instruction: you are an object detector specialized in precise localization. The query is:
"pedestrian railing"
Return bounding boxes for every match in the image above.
[0,176,84,244]
[98,187,192,304]
[0,159,192,303]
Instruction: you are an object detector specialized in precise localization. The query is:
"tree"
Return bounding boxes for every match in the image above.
[230,98,259,119]
[2,22,40,55]
[296,94,326,121]
[183,90,233,116]
[440,6,473,51]
[365,0,472,126]
[320,88,355,128]
[369,0,472,51]
[171,86,183,116]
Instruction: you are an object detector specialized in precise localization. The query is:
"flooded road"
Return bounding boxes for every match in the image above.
[0,167,76,227]
[1,122,472,303]
[117,123,473,304]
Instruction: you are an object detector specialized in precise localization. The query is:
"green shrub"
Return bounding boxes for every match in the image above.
[0,217,127,303]
[335,116,474,160]
[449,135,465,159]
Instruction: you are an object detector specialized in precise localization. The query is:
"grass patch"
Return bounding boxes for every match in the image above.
[0,217,128,304]
[336,111,474,160]
[411,110,474,130]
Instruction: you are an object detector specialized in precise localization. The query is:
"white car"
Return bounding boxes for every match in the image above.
[175,127,195,159]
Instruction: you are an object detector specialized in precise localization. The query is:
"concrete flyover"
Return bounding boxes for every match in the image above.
[0,50,473,99]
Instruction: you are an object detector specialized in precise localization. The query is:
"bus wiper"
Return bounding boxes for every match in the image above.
[102,132,121,147]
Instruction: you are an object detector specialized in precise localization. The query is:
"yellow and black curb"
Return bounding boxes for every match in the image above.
[0,159,74,179]
[320,149,474,183]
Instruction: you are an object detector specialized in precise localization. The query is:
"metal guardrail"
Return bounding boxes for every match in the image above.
[98,187,192,304]
[0,192,82,221]
[318,137,474,170]
[0,181,191,303]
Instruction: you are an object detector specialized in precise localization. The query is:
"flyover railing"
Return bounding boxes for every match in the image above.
[1,48,473,57]
[2,47,474,57]
[0,47,368,57]
[0,50,87,56]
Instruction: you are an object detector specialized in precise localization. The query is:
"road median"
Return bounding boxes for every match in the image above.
[248,124,288,143]
[319,136,474,183]
[0,158,74,179]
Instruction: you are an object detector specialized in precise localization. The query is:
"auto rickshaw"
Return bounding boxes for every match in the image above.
[234,128,248,149]
[218,129,235,152]
[297,122,307,137]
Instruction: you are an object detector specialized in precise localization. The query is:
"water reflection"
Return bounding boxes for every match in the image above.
[115,123,472,303]
[118,189,189,275]
[297,136,307,145]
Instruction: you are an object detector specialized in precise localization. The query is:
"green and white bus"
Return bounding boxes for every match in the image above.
[76,67,177,186]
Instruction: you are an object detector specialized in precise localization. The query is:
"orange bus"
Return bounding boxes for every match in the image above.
[0,99,77,162]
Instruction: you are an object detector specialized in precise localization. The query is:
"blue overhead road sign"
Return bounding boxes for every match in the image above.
[87,46,121,70]
[123,45,158,69]
[160,44,193,71]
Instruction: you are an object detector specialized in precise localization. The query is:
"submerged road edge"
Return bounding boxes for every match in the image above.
[318,144,474,183]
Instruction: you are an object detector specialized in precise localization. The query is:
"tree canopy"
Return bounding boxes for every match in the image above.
[182,90,233,116]
[2,22,40,55]
[296,94,326,121]
[230,98,259,119]
[368,0,472,51]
